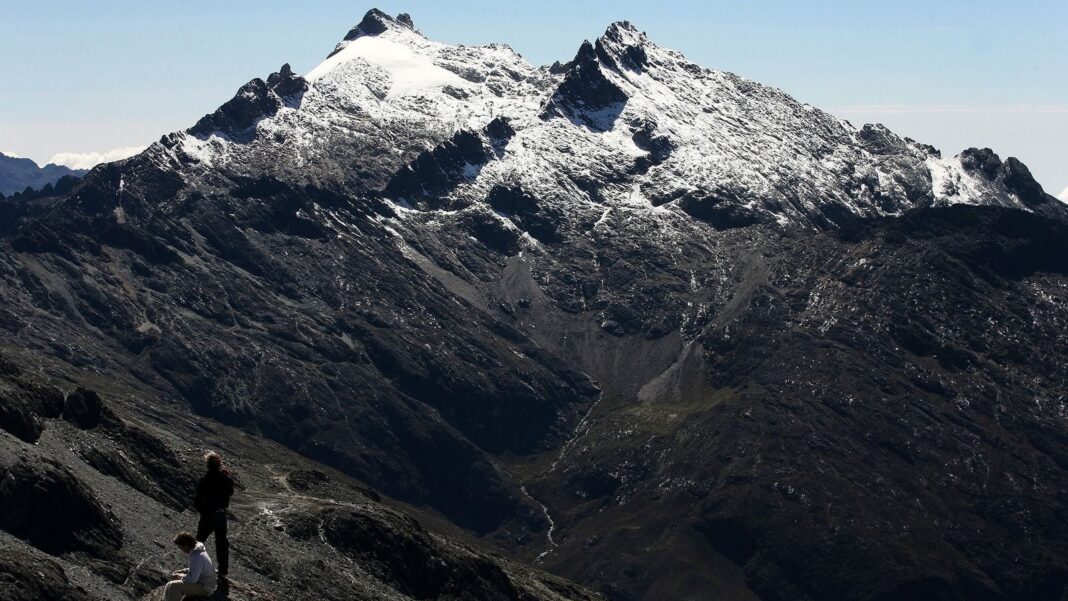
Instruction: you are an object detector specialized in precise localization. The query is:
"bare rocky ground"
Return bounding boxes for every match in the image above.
[0,356,601,601]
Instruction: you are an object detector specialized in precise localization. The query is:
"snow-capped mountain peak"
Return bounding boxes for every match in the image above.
[596,21,654,70]
[144,9,1062,230]
[309,10,456,92]
[332,9,420,52]
[308,31,464,95]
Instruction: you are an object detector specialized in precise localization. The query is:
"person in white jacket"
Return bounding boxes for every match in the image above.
[164,531,218,600]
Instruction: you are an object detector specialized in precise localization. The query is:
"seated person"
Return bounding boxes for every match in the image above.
[163,531,218,600]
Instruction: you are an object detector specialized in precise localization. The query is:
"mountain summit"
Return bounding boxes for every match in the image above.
[2,9,1067,601]
[146,9,1062,231]
[336,8,418,45]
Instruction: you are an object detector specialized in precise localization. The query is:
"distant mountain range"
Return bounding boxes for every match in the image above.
[0,152,86,196]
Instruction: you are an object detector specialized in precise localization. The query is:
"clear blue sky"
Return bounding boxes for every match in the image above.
[1,0,1065,194]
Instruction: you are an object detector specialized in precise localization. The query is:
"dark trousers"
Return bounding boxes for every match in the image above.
[196,510,229,575]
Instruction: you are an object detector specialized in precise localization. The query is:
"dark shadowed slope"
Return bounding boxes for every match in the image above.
[0,355,601,600]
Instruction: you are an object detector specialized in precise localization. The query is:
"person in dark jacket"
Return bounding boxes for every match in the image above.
[194,451,234,577]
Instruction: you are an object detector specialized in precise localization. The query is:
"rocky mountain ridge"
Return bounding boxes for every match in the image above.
[0,152,87,196]
[146,10,1063,229]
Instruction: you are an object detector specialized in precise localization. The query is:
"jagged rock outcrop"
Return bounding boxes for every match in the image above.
[540,41,628,130]
[385,128,494,208]
[265,63,308,100]
[340,8,415,45]
[959,147,1054,207]
[63,387,119,429]
[0,551,93,601]
[0,458,123,558]
[189,65,307,139]
[0,376,64,443]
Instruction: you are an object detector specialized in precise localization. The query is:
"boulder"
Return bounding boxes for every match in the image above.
[62,387,118,430]
[0,458,123,557]
[0,551,91,601]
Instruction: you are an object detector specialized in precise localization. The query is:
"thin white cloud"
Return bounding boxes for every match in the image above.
[47,146,145,170]
[1059,187,1068,203]
[1,150,23,158]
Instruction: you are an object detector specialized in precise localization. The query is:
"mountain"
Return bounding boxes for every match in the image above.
[1,9,1067,601]
[0,152,87,196]
[0,363,600,601]
[150,11,1063,226]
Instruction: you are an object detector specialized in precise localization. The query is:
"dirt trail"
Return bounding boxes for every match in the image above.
[233,466,367,515]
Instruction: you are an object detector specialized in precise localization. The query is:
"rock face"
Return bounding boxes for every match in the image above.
[0,458,123,558]
[529,206,1068,601]
[188,64,308,139]
[63,387,119,429]
[540,40,629,130]
[385,128,497,208]
[0,375,63,443]
[1,8,1067,601]
[0,551,93,601]
[285,505,593,601]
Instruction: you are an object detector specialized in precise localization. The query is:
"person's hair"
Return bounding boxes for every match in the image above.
[204,451,222,471]
[173,532,197,549]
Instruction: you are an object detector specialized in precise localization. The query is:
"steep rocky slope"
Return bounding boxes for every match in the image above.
[1,8,1067,601]
[0,356,600,601]
[521,207,1068,600]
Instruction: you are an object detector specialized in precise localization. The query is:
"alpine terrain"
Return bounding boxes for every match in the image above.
[0,151,86,196]
[1,9,1067,601]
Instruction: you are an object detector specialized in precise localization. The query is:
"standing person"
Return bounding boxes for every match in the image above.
[194,451,234,579]
[164,531,217,600]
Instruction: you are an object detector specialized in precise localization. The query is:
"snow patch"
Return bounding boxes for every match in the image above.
[927,156,978,204]
[307,35,467,98]
[178,135,220,166]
